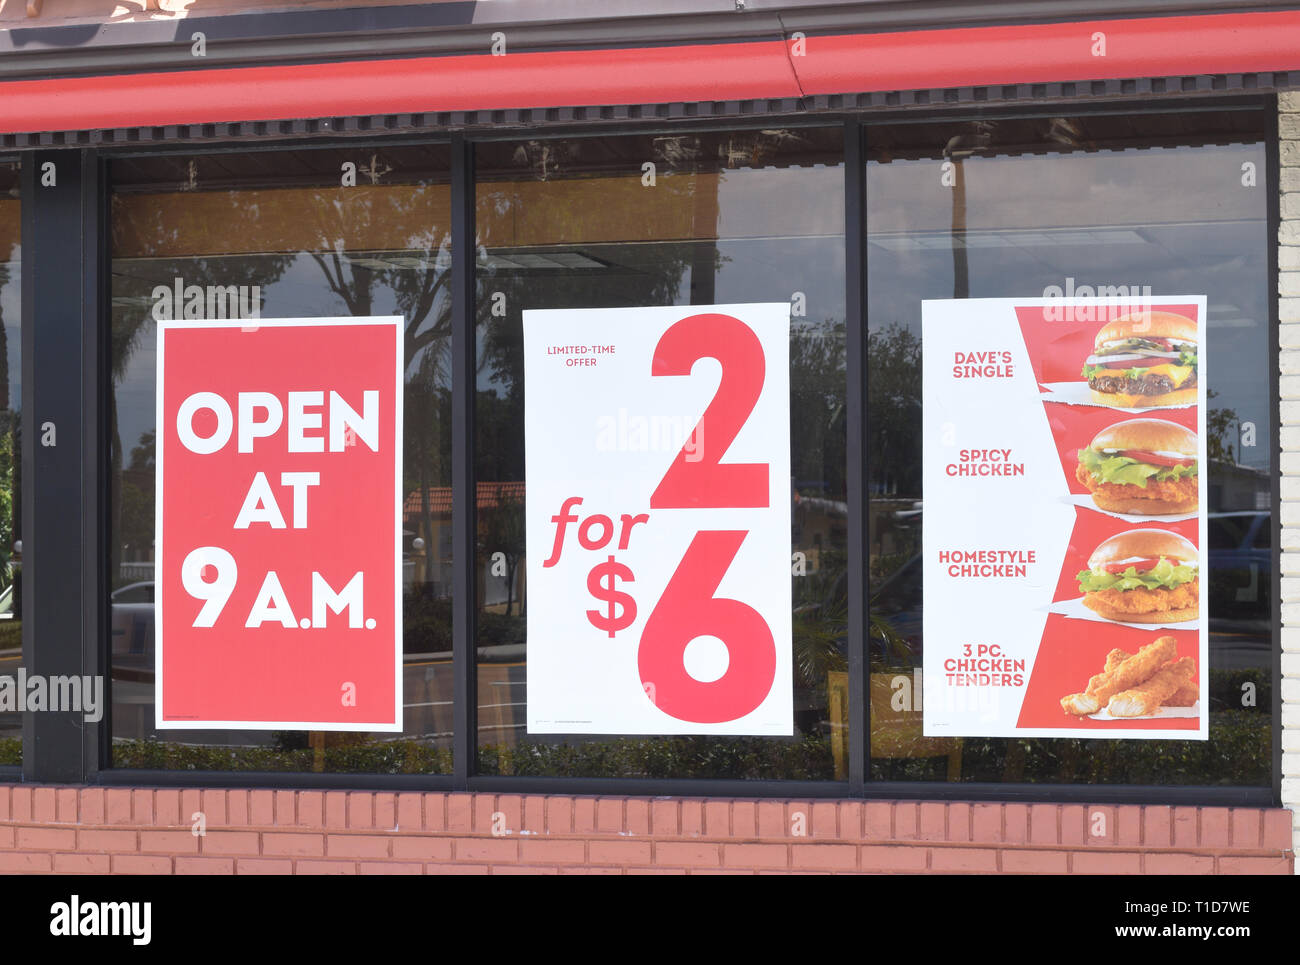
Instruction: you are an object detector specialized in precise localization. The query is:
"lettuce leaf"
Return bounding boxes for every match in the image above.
[1076,558,1198,593]
[1077,448,1198,488]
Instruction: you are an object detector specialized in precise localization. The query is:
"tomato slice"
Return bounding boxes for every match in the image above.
[1118,450,1196,468]
[1103,556,1179,574]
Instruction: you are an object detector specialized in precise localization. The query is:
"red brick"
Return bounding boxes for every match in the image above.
[17,827,76,850]
[1173,806,1199,847]
[946,803,971,843]
[104,788,131,824]
[1230,809,1260,848]
[295,859,357,875]
[560,866,622,875]
[1087,806,1115,844]
[55,787,77,823]
[392,837,453,861]
[263,832,325,856]
[454,838,518,863]
[155,789,181,827]
[930,848,998,873]
[1116,806,1142,846]
[201,831,261,855]
[689,868,756,875]
[10,787,31,822]
[493,865,559,875]
[446,794,472,832]
[918,802,945,841]
[139,830,200,854]
[297,791,324,828]
[573,797,597,833]
[275,790,296,826]
[249,790,275,826]
[625,798,650,835]
[785,802,809,838]
[360,861,423,875]
[0,852,51,872]
[791,843,857,870]
[864,802,892,840]
[348,793,374,829]
[731,801,756,838]
[0,826,13,848]
[132,789,154,824]
[523,796,546,835]
[679,800,703,836]
[54,853,110,874]
[597,798,623,834]
[755,800,783,838]
[33,786,56,822]
[1029,805,1058,845]
[1143,807,1172,848]
[111,854,172,874]
[893,802,919,840]
[972,803,1001,843]
[655,842,720,867]
[424,795,447,832]
[1071,851,1140,874]
[545,796,573,834]
[396,793,423,832]
[1263,809,1293,850]
[839,802,864,840]
[237,858,294,874]
[175,856,235,874]
[651,799,679,836]
[521,839,587,865]
[704,800,730,837]
[1060,805,1087,846]
[77,829,138,852]
[495,795,524,834]
[0,785,9,820]
[473,794,497,833]
[79,788,103,825]
[811,802,838,839]
[180,789,203,828]
[1003,803,1029,844]
[588,841,652,865]
[628,866,685,875]
[1145,853,1215,875]
[226,790,249,826]
[860,845,927,872]
[1002,850,1068,874]
[722,844,787,869]
[323,791,349,829]
[1201,808,1231,846]
[327,834,392,859]
[201,789,227,826]
[1218,855,1292,874]
[431,863,488,874]
[374,793,397,830]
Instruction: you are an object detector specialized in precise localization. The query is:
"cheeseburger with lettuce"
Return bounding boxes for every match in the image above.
[1076,529,1199,623]
[1075,418,1198,515]
[1081,310,1198,407]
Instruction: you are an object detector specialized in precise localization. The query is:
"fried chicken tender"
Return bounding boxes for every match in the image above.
[1166,682,1199,707]
[1060,637,1178,716]
[1083,578,1199,616]
[1106,657,1196,717]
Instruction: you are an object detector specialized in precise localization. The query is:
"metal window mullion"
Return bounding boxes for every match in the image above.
[450,134,476,789]
[845,118,868,792]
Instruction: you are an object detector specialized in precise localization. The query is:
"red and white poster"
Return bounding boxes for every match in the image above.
[523,304,792,735]
[922,297,1208,740]
[156,316,403,731]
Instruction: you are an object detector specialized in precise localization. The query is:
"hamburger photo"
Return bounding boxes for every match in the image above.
[1076,529,1199,624]
[1075,418,1198,516]
[1080,310,1198,408]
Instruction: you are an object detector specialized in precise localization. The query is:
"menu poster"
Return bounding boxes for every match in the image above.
[921,297,1208,740]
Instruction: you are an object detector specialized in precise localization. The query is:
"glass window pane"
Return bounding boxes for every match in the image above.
[0,161,20,767]
[109,147,453,773]
[474,128,847,780]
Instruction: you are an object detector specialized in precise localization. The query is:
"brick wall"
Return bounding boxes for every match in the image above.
[0,786,1290,874]
[1279,91,1300,870]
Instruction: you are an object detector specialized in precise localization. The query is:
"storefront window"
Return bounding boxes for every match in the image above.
[474,128,848,779]
[0,161,20,766]
[866,110,1272,784]
[109,146,453,772]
